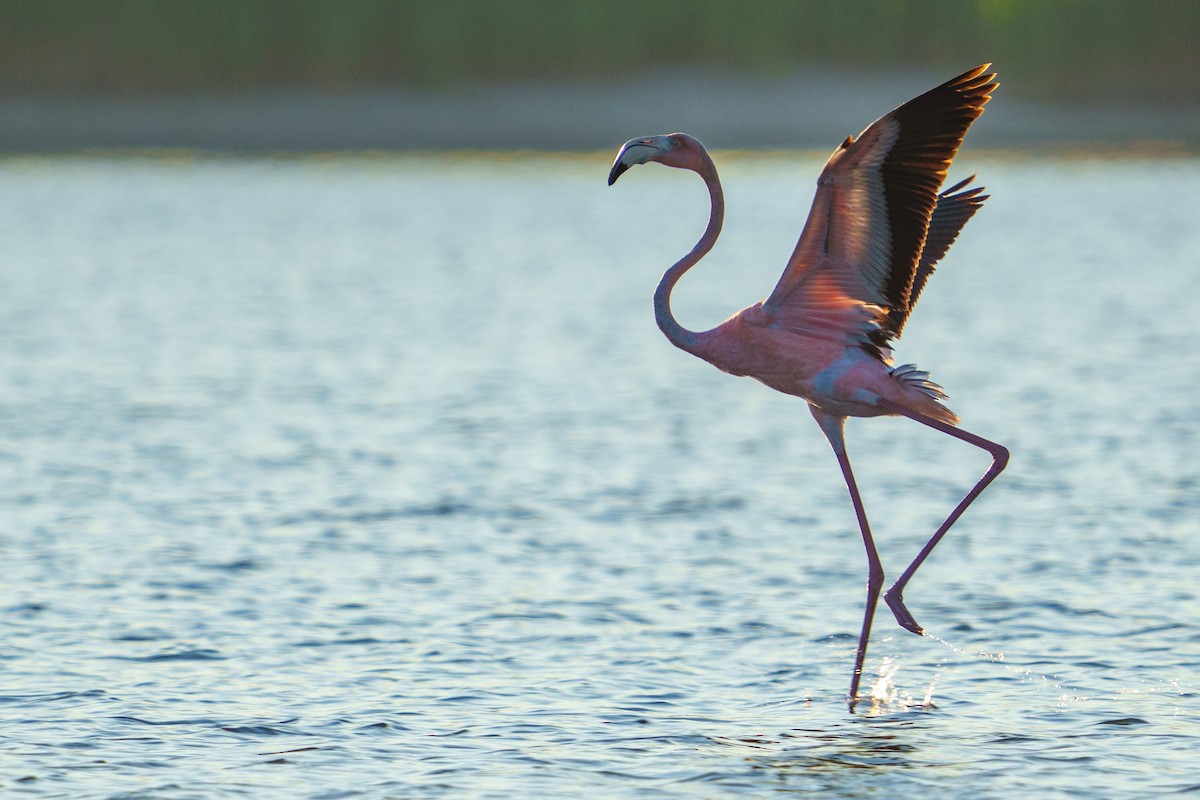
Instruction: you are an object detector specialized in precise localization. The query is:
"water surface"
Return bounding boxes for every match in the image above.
[1,153,1198,797]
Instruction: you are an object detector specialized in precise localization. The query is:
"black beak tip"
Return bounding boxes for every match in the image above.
[607,162,629,186]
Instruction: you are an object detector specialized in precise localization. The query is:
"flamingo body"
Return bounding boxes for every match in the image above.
[695,304,952,424]
[608,65,1009,710]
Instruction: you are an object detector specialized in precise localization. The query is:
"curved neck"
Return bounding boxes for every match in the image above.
[654,155,724,353]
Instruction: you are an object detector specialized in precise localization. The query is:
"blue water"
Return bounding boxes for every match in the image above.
[1,153,1198,798]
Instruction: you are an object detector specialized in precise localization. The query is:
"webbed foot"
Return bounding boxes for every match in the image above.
[884,588,924,635]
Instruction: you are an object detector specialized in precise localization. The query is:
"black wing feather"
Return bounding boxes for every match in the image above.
[888,176,988,336]
[878,66,996,334]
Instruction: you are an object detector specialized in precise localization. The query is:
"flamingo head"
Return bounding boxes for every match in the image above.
[607,133,708,185]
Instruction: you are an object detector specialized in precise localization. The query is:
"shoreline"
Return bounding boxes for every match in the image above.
[3,71,1196,154]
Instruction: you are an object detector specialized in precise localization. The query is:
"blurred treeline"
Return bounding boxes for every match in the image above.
[2,0,1195,106]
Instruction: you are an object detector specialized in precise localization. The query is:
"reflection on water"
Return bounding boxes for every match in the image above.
[1,153,1198,797]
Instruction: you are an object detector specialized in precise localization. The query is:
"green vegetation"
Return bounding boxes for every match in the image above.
[1,0,1195,105]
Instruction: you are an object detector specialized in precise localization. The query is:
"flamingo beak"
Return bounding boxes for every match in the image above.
[607,160,631,186]
[607,137,665,185]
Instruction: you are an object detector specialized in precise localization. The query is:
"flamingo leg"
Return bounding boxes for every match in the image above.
[812,410,885,712]
[878,398,1010,635]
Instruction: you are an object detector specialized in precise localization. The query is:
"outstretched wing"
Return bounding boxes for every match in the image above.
[762,65,996,346]
[887,176,988,337]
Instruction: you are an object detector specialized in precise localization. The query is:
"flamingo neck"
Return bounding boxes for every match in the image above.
[654,156,724,354]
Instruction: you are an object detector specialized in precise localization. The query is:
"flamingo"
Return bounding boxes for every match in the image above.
[607,65,1009,710]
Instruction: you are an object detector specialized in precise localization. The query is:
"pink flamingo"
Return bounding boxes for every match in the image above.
[608,65,1009,710]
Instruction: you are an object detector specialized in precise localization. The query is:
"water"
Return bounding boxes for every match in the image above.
[1,151,1198,798]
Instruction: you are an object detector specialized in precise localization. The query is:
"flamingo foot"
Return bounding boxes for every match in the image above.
[884,588,924,636]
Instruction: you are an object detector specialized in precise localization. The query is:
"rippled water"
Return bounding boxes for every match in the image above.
[2,152,1198,798]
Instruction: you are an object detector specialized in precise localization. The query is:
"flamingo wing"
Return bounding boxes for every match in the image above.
[888,176,989,336]
[762,65,997,346]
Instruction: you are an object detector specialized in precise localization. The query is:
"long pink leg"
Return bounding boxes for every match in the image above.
[812,409,884,712]
[878,398,1010,635]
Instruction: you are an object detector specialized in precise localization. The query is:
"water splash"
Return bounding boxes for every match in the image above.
[861,657,939,715]
[867,656,899,710]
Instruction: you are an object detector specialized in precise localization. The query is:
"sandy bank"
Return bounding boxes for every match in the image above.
[2,69,1196,153]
